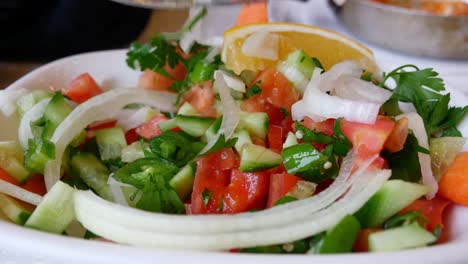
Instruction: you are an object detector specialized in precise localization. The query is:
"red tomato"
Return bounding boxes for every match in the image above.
[88,120,117,131]
[400,196,451,231]
[0,167,18,185]
[125,129,139,145]
[223,169,270,213]
[301,117,335,137]
[353,228,382,252]
[63,73,103,104]
[135,114,169,139]
[266,172,301,208]
[340,116,395,155]
[183,81,217,117]
[0,169,46,196]
[268,125,284,153]
[138,63,186,91]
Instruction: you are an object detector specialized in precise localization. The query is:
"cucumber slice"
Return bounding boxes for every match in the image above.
[283,132,298,149]
[70,152,113,201]
[25,181,75,234]
[0,141,30,183]
[121,142,147,163]
[430,137,465,181]
[0,194,32,225]
[204,116,222,142]
[175,115,215,137]
[355,180,429,228]
[17,90,53,118]
[309,215,360,254]
[285,50,317,79]
[170,163,196,200]
[240,144,282,172]
[158,118,178,132]
[24,137,55,174]
[239,112,269,140]
[42,93,73,139]
[177,102,199,116]
[369,223,436,252]
[233,129,253,153]
[95,127,127,161]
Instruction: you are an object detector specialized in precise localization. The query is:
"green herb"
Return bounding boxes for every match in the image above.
[382,133,422,183]
[217,196,224,212]
[280,107,290,118]
[274,196,298,206]
[441,126,462,137]
[294,122,334,144]
[84,231,100,239]
[103,158,126,173]
[431,224,442,244]
[246,83,263,98]
[282,143,329,182]
[202,188,212,207]
[312,57,324,71]
[199,133,238,156]
[361,71,373,82]
[332,118,352,156]
[383,211,427,229]
[136,174,185,214]
[382,65,468,136]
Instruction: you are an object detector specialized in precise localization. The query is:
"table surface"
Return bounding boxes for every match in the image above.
[0,10,188,89]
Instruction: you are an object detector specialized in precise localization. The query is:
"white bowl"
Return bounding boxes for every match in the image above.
[1,50,467,264]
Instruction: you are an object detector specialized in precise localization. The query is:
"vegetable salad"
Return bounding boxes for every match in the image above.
[0,8,467,254]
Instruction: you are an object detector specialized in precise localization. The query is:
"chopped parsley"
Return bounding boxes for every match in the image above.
[246,83,263,98]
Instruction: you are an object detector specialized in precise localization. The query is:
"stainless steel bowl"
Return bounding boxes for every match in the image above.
[332,0,468,59]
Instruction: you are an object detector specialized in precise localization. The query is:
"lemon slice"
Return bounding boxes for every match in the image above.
[222,23,379,75]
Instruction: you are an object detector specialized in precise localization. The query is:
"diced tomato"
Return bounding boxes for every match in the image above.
[63,73,103,104]
[268,125,284,153]
[340,116,395,155]
[353,228,382,252]
[88,120,117,131]
[135,114,169,140]
[267,172,301,208]
[138,63,186,91]
[0,169,46,196]
[0,167,18,185]
[205,148,239,171]
[223,169,270,213]
[301,117,335,137]
[183,81,217,117]
[400,196,451,231]
[125,129,139,145]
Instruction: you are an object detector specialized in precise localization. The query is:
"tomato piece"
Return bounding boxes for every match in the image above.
[301,117,335,136]
[0,169,46,196]
[138,63,186,91]
[268,125,284,153]
[63,73,103,104]
[0,167,18,185]
[205,148,239,171]
[135,114,169,139]
[88,121,117,131]
[125,129,139,145]
[223,169,270,213]
[267,172,301,208]
[353,228,382,252]
[400,196,451,231]
[183,81,217,117]
[340,116,395,155]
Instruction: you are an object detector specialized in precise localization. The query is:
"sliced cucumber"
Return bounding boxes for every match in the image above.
[233,129,253,153]
[25,181,75,234]
[0,194,32,225]
[177,102,199,116]
[239,112,269,140]
[17,90,53,118]
[95,126,127,161]
[170,163,196,201]
[70,152,113,201]
[121,142,147,163]
[24,137,55,174]
[285,50,317,79]
[42,93,73,139]
[204,116,222,142]
[369,223,436,252]
[240,144,282,172]
[158,118,178,132]
[283,132,298,149]
[355,180,429,228]
[176,115,215,137]
[0,141,30,183]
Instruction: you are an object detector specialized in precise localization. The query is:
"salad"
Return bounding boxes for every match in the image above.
[0,8,467,254]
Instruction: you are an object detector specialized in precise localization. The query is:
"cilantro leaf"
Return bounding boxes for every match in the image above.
[199,133,238,156]
[246,83,263,98]
[294,122,334,145]
[382,133,422,183]
[332,118,352,156]
[202,188,212,207]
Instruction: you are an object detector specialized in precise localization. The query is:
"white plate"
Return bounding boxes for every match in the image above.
[1,50,468,264]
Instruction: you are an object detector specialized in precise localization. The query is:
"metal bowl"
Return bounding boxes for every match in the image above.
[331,0,468,60]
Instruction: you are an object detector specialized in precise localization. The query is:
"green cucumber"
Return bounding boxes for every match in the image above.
[95,126,127,161]
[175,115,215,137]
[204,116,222,142]
[42,93,73,140]
[0,141,30,183]
[25,181,75,234]
[285,50,317,79]
[233,129,252,153]
[0,194,31,225]
[283,132,298,149]
[158,118,179,132]
[169,163,196,200]
[17,90,53,118]
[240,144,282,172]
[239,112,269,140]
[121,142,147,163]
[355,180,429,228]
[369,223,436,252]
[70,152,113,201]
[177,102,199,116]
[24,137,55,174]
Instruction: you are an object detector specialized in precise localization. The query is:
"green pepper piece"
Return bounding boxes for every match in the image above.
[190,60,217,83]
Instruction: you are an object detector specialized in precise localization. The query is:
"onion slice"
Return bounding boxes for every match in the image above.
[116,106,154,132]
[44,88,177,190]
[319,61,362,93]
[18,98,52,149]
[332,75,392,104]
[277,62,309,93]
[241,30,279,60]
[0,179,42,206]
[398,112,438,199]
[214,70,246,93]
[0,88,28,116]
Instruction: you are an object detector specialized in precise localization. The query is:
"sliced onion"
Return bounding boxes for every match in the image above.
[75,168,390,250]
[205,47,221,63]
[0,88,28,116]
[0,179,42,205]
[107,176,129,206]
[44,88,177,190]
[180,30,196,55]
[18,98,52,149]
[214,70,246,93]
[116,106,154,132]
[398,112,438,199]
[277,62,309,93]
[293,88,380,124]
[319,61,362,93]
[199,72,241,154]
[241,30,279,60]
[332,75,392,104]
